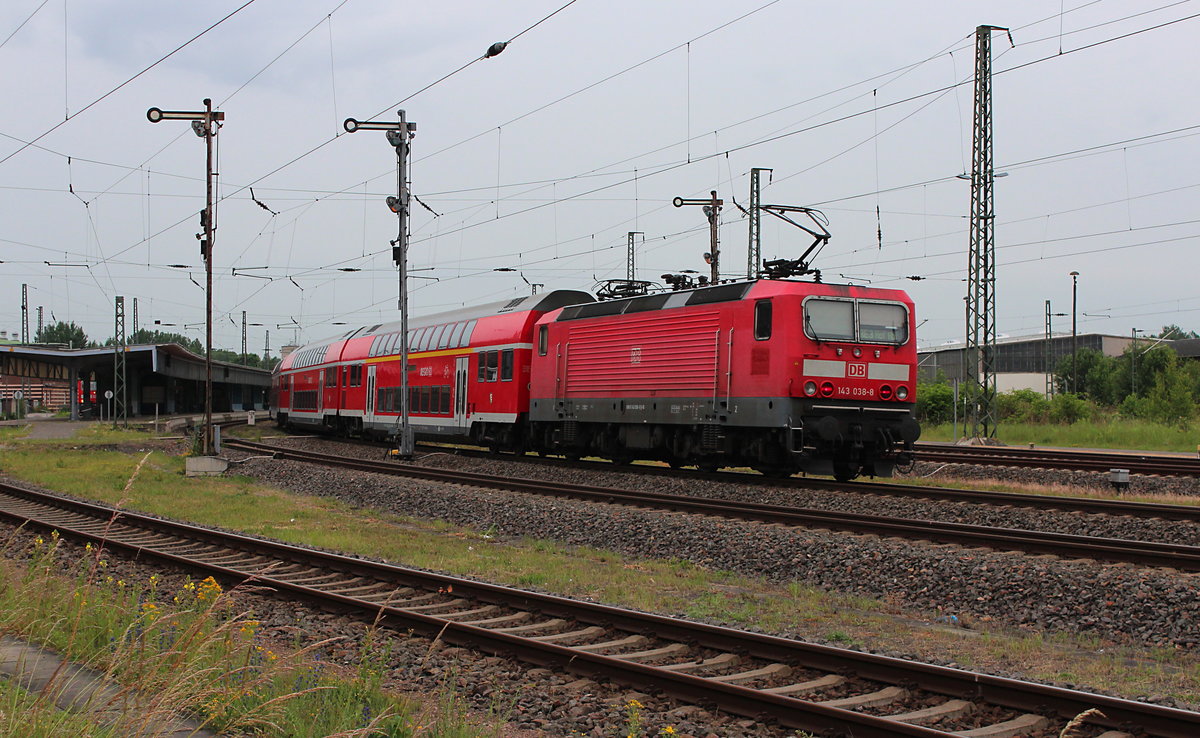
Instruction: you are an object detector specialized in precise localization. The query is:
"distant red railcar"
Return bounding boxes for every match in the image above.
[273,279,919,479]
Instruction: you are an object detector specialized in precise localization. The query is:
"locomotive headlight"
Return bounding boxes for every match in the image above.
[896,385,909,401]
[804,381,818,396]
[852,347,862,357]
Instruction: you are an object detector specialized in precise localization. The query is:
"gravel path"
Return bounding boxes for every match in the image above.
[233,438,1200,649]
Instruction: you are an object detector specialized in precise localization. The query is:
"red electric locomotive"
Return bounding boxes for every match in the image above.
[527,279,919,479]
[273,278,918,480]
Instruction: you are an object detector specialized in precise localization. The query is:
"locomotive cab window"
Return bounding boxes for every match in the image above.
[537,325,548,356]
[500,349,514,381]
[754,300,772,340]
[804,299,855,342]
[858,302,908,345]
[324,368,336,387]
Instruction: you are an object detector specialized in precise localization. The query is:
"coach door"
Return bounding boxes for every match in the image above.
[453,356,469,427]
[365,365,377,427]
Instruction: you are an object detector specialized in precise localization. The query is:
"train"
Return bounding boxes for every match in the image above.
[271,278,920,480]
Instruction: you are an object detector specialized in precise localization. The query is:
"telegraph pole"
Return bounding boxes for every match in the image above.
[147,99,223,455]
[964,25,1008,440]
[241,311,248,365]
[132,297,139,336]
[747,168,772,279]
[673,190,723,284]
[626,231,643,281]
[264,330,271,365]
[36,306,43,339]
[114,296,127,428]
[344,110,418,459]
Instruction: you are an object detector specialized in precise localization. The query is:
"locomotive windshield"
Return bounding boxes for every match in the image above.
[804,299,855,341]
[804,298,908,345]
[858,302,908,344]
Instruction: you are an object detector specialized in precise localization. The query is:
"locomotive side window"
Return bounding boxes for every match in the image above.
[477,354,486,382]
[804,299,855,342]
[537,325,548,356]
[858,302,908,344]
[754,300,772,340]
[324,368,337,387]
[500,349,514,381]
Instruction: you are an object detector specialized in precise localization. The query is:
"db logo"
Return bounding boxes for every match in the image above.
[848,363,867,378]
[630,347,642,364]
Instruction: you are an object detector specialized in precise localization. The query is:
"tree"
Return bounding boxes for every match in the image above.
[1157,324,1199,340]
[106,329,203,355]
[1145,353,1195,426]
[35,321,90,348]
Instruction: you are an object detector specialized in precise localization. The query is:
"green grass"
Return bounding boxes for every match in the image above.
[0,424,30,442]
[0,533,497,737]
[4,445,1199,711]
[922,419,1200,453]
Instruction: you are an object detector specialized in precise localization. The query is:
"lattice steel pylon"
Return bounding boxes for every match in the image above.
[626,231,643,281]
[747,168,771,279]
[21,284,29,343]
[965,25,1008,440]
[113,296,128,428]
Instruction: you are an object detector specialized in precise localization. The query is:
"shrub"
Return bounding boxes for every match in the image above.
[996,389,1050,423]
[1048,393,1091,424]
[916,382,954,424]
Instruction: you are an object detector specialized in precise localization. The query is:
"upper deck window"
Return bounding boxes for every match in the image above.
[859,302,908,344]
[804,299,855,342]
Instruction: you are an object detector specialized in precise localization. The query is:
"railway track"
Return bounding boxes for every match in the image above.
[226,438,1200,571]
[2,479,1196,737]
[914,442,1200,477]
[404,439,1200,523]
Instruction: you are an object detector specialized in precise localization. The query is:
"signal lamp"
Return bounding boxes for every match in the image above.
[879,385,893,400]
[820,381,835,397]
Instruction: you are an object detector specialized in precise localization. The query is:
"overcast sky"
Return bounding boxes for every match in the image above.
[2,0,1198,354]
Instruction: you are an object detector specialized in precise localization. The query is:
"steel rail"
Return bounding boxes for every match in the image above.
[226,439,1200,571]
[408,439,1200,523]
[915,442,1200,477]
[2,480,1197,736]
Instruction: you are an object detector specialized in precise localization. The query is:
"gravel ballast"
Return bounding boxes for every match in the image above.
[233,437,1200,649]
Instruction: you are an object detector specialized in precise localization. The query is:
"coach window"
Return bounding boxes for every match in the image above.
[459,320,476,348]
[500,349,514,381]
[439,385,451,413]
[447,322,466,348]
[420,327,436,351]
[754,300,772,340]
[804,298,855,342]
[538,325,548,356]
[420,386,432,413]
[858,301,908,345]
[439,324,455,350]
[324,368,337,387]
[486,350,499,382]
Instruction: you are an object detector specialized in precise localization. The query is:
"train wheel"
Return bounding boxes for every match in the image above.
[832,461,860,482]
[696,460,719,473]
